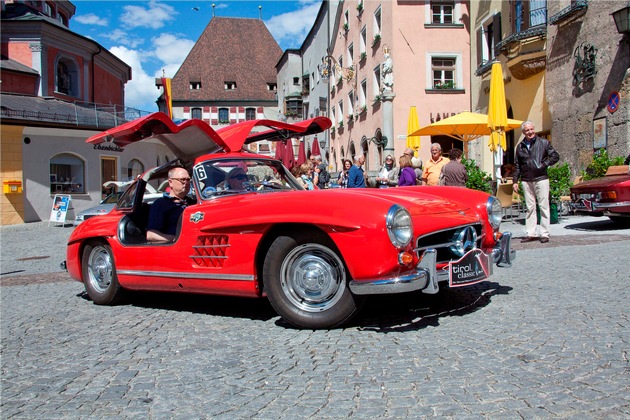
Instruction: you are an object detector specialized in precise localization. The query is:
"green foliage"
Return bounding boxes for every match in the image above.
[462,158,492,193]
[548,162,572,202]
[581,149,625,180]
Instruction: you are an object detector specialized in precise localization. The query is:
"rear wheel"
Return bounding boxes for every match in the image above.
[82,240,124,305]
[263,232,358,329]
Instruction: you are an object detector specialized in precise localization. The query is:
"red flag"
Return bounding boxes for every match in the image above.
[161,77,173,119]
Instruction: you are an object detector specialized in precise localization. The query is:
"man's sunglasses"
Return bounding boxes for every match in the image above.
[170,178,191,184]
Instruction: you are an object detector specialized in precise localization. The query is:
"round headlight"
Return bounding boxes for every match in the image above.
[486,196,502,229]
[386,205,413,248]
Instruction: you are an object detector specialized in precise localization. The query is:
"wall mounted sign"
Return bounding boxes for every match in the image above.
[607,91,620,114]
[593,117,607,150]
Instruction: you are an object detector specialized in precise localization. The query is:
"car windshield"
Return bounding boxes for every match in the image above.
[193,158,301,200]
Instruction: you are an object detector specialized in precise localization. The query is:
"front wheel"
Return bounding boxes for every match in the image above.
[82,240,124,305]
[263,233,359,329]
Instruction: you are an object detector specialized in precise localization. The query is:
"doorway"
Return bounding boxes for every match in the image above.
[101,156,117,198]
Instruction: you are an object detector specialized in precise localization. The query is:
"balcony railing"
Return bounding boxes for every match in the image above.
[0,95,152,129]
[549,0,588,25]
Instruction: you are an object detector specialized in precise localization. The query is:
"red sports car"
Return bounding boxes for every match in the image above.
[64,113,515,329]
[570,165,630,224]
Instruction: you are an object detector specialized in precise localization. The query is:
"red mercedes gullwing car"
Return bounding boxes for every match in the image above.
[64,113,515,329]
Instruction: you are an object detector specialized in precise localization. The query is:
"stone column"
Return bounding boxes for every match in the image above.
[381,91,396,156]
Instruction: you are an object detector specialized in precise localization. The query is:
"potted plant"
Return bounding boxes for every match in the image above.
[462,158,492,193]
[373,94,381,104]
[338,121,344,129]
[356,2,363,13]
[435,81,456,89]
[548,162,572,223]
[372,34,381,47]
[360,105,367,114]
[360,52,367,62]
[343,23,349,33]
[580,149,625,181]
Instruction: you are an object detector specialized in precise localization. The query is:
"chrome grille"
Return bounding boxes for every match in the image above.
[415,224,484,263]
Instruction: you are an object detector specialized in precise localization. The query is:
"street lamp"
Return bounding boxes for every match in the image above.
[612,5,630,34]
[319,55,355,86]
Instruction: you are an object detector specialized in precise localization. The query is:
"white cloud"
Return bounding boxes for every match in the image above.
[103,29,145,49]
[120,0,177,30]
[73,13,108,27]
[109,46,158,112]
[265,1,320,49]
[152,33,195,71]
[109,32,195,112]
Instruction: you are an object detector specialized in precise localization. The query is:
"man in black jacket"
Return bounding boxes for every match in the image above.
[513,121,560,243]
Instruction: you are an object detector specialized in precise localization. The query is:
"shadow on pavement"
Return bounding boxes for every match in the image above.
[564,218,630,232]
[78,289,280,323]
[349,282,512,333]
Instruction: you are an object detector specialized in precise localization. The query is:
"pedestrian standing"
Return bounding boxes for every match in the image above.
[439,148,467,187]
[397,155,416,187]
[513,121,560,243]
[347,155,366,188]
[422,143,450,186]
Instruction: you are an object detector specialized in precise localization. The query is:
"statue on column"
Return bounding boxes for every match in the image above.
[381,50,393,92]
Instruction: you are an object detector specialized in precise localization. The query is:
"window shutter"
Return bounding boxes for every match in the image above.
[522,1,530,31]
[211,118,218,125]
[211,106,217,113]
[203,106,210,112]
[238,107,245,113]
[476,28,483,67]
[509,0,515,34]
[493,13,502,59]
[184,106,190,112]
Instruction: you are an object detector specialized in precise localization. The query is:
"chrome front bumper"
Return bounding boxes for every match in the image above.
[349,232,515,296]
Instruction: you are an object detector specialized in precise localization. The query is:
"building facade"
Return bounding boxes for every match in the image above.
[469,0,629,179]
[275,0,338,166]
[1,0,162,225]
[157,17,282,156]
[546,0,629,172]
[326,0,471,176]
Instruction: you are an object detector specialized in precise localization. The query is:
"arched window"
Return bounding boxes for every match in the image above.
[50,153,85,194]
[245,107,256,120]
[127,159,144,179]
[191,108,202,119]
[55,57,78,97]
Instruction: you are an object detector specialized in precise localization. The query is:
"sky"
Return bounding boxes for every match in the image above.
[70,0,321,112]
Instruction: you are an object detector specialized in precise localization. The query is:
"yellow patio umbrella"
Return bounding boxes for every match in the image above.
[409,111,522,141]
[406,106,420,155]
[487,62,509,152]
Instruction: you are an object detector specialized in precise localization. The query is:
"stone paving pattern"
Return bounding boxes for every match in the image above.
[1,218,629,418]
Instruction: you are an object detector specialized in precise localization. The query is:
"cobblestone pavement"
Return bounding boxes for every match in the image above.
[1,217,629,418]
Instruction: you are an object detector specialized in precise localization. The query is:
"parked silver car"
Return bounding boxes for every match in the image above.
[73,181,165,226]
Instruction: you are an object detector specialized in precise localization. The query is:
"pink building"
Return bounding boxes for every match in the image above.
[328,0,470,177]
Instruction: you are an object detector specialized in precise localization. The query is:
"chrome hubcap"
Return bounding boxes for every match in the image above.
[87,245,113,293]
[280,243,346,312]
